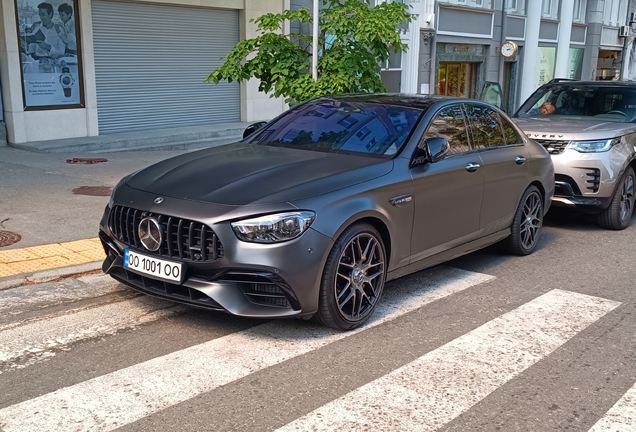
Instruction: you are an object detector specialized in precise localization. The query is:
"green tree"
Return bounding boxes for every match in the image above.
[206,0,413,105]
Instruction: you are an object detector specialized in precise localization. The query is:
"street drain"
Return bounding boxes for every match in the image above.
[0,231,21,247]
[73,186,113,196]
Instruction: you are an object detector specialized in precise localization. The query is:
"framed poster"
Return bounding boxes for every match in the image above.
[15,0,84,109]
[535,46,556,89]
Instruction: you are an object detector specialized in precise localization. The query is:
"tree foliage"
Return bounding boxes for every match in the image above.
[206,0,413,104]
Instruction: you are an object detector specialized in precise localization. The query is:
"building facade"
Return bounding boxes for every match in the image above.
[411,0,636,113]
[0,0,287,145]
[1,0,636,146]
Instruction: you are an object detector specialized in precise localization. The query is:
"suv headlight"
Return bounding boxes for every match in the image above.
[568,138,619,153]
[231,211,316,243]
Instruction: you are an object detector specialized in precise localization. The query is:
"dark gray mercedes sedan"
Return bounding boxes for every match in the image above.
[99,94,554,330]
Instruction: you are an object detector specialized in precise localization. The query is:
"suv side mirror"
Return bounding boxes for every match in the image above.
[412,137,450,166]
[243,121,268,139]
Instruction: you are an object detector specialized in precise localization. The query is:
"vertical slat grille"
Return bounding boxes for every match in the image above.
[109,205,224,262]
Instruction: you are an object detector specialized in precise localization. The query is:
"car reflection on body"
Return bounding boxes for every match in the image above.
[99,94,554,330]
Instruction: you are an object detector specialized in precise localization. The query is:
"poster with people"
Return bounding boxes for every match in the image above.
[16,0,82,108]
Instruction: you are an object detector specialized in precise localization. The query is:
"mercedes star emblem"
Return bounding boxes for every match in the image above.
[154,197,164,204]
[138,217,162,251]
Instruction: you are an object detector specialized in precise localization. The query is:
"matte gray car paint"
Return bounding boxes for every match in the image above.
[100,96,554,321]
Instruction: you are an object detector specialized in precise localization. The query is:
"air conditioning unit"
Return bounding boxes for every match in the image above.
[630,12,636,24]
[619,25,630,37]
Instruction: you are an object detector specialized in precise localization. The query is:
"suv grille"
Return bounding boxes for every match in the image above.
[109,205,224,262]
[533,139,570,154]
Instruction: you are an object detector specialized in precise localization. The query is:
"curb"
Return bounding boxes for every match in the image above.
[0,261,103,291]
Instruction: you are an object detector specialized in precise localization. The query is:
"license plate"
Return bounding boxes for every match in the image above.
[124,249,183,283]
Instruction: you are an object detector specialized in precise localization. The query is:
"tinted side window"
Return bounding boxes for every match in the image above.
[465,104,506,149]
[500,115,523,145]
[423,105,471,155]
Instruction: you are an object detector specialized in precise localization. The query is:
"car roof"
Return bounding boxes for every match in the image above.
[543,80,636,88]
[314,93,493,110]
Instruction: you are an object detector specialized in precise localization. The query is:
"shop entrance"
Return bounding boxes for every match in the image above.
[437,63,476,98]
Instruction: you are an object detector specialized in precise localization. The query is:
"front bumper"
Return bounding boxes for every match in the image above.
[549,147,627,210]
[99,205,333,319]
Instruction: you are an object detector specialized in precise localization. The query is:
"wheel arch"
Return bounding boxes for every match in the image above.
[327,213,393,270]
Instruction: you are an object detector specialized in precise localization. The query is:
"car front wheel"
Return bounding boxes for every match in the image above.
[505,185,543,256]
[597,166,635,230]
[315,223,387,331]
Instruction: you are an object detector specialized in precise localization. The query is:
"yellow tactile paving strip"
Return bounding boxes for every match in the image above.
[0,238,105,278]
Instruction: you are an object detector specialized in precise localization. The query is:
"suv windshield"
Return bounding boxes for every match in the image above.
[515,83,636,123]
[249,99,424,158]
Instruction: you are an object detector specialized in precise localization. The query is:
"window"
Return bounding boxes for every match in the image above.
[464,104,506,149]
[423,105,471,155]
[542,0,559,19]
[500,116,523,145]
[603,0,628,26]
[573,0,587,22]
[439,0,492,9]
[508,0,525,15]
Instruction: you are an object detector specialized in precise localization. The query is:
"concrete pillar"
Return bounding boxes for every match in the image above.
[520,0,542,102]
[402,1,432,94]
[554,0,575,79]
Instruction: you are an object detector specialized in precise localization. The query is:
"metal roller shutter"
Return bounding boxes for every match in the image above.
[91,0,240,134]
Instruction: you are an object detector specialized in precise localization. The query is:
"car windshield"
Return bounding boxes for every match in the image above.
[515,83,636,123]
[248,99,424,157]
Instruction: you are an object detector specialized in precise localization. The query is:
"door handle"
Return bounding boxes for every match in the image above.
[515,156,526,165]
[465,163,480,172]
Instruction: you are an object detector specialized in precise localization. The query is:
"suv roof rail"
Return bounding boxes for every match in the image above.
[547,78,576,84]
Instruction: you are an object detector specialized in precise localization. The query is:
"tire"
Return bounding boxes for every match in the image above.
[597,166,635,230]
[315,223,387,331]
[505,185,543,256]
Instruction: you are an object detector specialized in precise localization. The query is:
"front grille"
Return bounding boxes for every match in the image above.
[109,205,224,262]
[534,139,570,154]
[586,169,601,192]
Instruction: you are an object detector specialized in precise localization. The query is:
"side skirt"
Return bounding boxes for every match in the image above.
[387,229,511,282]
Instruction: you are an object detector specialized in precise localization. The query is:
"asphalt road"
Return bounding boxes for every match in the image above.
[0,208,634,431]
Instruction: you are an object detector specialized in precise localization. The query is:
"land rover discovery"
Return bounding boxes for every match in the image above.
[513,80,636,230]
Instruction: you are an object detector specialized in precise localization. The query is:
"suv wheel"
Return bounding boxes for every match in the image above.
[598,166,635,230]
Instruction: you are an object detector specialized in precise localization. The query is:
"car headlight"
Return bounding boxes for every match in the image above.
[568,138,619,153]
[231,211,316,243]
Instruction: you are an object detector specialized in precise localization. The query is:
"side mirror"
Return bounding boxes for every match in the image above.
[412,137,449,166]
[427,137,450,162]
[243,121,267,139]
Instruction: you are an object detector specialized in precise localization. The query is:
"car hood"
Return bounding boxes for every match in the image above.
[513,117,636,141]
[125,143,392,206]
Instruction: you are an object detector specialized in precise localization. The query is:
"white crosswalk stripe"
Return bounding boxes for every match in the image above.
[0,266,629,432]
[0,266,492,432]
[589,382,636,432]
[277,289,620,431]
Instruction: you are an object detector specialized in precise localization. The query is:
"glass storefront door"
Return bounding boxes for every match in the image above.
[437,63,476,98]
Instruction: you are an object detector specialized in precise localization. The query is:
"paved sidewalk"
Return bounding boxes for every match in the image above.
[0,238,104,279]
[0,121,251,285]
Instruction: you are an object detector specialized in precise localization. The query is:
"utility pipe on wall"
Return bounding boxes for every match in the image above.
[312,0,319,81]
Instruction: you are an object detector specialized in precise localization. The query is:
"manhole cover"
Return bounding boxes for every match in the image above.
[0,231,21,247]
[66,157,108,164]
[73,186,114,196]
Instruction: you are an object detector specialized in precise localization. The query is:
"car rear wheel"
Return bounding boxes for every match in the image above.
[597,166,635,230]
[505,185,543,256]
[315,223,386,331]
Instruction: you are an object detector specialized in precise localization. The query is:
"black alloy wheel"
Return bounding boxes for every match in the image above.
[506,185,543,255]
[598,166,635,230]
[315,223,386,331]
